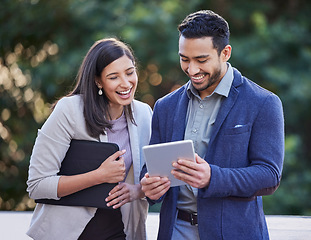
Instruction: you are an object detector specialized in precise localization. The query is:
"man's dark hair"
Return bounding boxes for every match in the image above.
[178,10,230,55]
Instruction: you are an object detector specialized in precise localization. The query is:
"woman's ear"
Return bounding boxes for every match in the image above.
[95,77,101,88]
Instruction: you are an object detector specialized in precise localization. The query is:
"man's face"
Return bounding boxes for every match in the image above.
[178,35,230,98]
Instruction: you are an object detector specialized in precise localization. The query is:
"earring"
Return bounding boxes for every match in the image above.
[98,88,103,96]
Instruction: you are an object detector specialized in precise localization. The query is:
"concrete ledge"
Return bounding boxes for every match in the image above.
[266,215,311,240]
[1,212,310,239]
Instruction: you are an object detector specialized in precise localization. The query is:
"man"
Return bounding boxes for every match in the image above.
[140,10,284,240]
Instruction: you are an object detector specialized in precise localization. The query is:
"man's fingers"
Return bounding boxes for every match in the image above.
[149,183,171,200]
[142,176,168,190]
[144,179,170,200]
[172,169,191,181]
[194,153,206,163]
[174,158,197,170]
[172,161,196,176]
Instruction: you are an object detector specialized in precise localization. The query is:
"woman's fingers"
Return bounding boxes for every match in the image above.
[106,183,130,208]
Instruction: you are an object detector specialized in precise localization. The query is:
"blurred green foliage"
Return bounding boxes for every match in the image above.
[1,0,310,215]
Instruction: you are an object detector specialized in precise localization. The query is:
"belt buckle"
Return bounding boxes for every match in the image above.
[190,212,198,226]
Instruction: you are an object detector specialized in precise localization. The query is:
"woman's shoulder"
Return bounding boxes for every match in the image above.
[55,95,83,109]
[131,100,152,122]
[56,94,83,107]
[52,95,84,119]
[132,99,152,112]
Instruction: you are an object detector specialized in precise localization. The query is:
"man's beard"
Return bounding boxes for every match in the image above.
[191,67,222,92]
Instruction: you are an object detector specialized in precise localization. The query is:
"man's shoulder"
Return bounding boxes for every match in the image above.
[233,68,278,99]
[157,82,189,105]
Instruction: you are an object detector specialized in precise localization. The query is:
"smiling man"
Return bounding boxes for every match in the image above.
[140,10,285,240]
[178,35,231,99]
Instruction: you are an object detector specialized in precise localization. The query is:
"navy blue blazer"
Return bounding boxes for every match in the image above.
[142,68,284,239]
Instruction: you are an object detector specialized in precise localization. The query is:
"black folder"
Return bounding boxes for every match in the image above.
[35,139,119,209]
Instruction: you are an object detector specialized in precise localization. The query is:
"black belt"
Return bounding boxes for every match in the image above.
[177,209,198,226]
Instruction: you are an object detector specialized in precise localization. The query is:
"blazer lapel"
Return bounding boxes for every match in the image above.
[171,87,190,141]
[127,110,140,185]
[209,71,242,147]
[209,88,238,144]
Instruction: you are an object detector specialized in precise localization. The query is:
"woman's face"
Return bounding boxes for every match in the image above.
[98,55,138,109]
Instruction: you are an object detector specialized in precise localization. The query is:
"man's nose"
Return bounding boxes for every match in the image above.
[187,62,200,75]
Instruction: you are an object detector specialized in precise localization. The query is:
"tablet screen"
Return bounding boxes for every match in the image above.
[143,140,195,187]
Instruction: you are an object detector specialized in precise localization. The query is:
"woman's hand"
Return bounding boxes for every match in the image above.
[57,150,126,198]
[94,150,126,184]
[105,182,145,209]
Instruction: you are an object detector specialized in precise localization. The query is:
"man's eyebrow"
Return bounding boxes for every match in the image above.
[179,53,188,58]
[178,53,209,59]
[194,54,209,59]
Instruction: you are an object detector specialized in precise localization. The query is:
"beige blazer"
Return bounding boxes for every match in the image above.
[26,95,152,240]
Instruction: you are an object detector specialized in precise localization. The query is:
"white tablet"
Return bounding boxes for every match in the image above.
[143,140,195,187]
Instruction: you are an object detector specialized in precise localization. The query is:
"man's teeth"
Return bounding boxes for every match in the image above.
[192,75,205,80]
[119,88,131,94]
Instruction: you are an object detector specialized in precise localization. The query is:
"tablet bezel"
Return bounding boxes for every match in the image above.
[143,140,195,187]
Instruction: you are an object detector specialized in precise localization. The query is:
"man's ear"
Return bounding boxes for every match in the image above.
[221,45,232,62]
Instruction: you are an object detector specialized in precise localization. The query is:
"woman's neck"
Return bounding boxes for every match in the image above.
[108,105,124,120]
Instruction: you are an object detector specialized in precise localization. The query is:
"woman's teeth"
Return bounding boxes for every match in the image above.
[118,88,131,95]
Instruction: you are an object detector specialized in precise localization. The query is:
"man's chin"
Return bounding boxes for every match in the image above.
[191,81,209,92]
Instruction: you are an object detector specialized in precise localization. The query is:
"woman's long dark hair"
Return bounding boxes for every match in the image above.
[65,38,136,138]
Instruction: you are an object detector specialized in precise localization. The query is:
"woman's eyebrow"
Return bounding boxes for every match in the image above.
[125,67,135,71]
[106,67,135,78]
[106,72,118,78]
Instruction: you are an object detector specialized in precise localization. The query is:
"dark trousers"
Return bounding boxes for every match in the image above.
[78,208,126,240]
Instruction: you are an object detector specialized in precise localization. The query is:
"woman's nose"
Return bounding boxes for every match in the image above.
[120,76,131,87]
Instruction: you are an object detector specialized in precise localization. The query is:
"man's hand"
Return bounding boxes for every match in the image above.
[140,173,171,200]
[171,153,211,188]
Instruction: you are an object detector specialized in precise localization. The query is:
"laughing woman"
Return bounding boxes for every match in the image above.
[26,38,152,240]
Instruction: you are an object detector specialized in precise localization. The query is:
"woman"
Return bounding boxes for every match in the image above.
[26,38,152,240]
